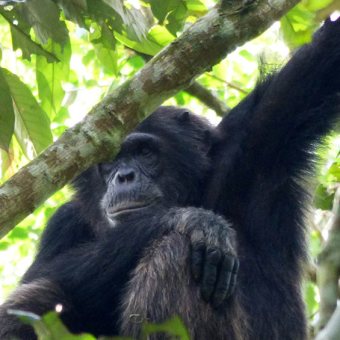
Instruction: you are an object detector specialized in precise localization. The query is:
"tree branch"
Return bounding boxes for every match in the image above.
[185,82,230,116]
[0,0,300,238]
[316,305,340,340]
[316,187,340,334]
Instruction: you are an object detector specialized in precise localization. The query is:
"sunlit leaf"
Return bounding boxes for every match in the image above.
[9,310,96,339]
[94,44,118,75]
[0,67,14,151]
[55,0,88,27]
[142,316,190,340]
[7,226,29,240]
[0,8,59,62]
[239,49,255,62]
[281,5,316,49]
[40,311,95,339]
[103,0,150,41]
[167,2,187,35]
[186,0,207,14]
[1,68,52,156]
[328,158,340,182]
[17,0,68,46]
[313,184,334,210]
[148,25,175,47]
[11,25,59,62]
[36,39,71,117]
[149,0,188,35]
[115,31,161,55]
[0,148,12,178]
[304,282,319,317]
[0,240,10,250]
[305,0,333,11]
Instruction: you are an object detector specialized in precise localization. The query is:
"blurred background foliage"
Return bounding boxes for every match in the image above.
[0,0,339,336]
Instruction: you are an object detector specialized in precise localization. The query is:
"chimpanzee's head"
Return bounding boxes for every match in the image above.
[98,106,214,222]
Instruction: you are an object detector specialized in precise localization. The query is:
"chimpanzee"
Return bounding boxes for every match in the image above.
[0,17,339,340]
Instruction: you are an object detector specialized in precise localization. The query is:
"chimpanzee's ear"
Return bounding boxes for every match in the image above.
[177,110,190,123]
[202,128,220,154]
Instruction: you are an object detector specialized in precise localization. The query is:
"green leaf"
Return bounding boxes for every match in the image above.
[17,0,69,46]
[305,0,333,11]
[1,68,52,156]
[0,148,12,177]
[90,23,118,75]
[142,316,190,340]
[0,240,10,251]
[0,8,58,62]
[115,31,161,56]
[91,22,116,50]
[313,184,335,210]
[40,311,95,339]
[11,25,59,62]
[185,0,207,14]
[149,0,188,35]
[8,226,29,240]
[36,40,71,117]
[0,68,15,151]
[9,310,96,340]
[149,0,176,23]
[328,159,340,182]
[239,49,255,62]
[55,0,88,27]
[148,25,176,47]
[166,1,188,35]
[304,282,318,316]
[103,0,150,41]
[82,50,96,66]
[281,5,316,49]
[94,44,118,75]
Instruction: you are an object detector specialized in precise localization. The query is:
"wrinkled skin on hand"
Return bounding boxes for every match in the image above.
[164,207,239,308]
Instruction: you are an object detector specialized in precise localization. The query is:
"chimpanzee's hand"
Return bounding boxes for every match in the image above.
[165,207,239,308]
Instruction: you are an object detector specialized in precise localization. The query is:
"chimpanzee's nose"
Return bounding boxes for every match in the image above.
[114,167,136,185]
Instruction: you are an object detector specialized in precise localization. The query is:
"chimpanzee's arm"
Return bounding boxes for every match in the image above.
[23,166,110,283]
[205,18,340,263]
[0,207,236,338]
[0,212,166,338]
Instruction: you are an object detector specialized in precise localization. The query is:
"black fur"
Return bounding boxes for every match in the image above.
[0,18,340,340]
[0,108,240,338]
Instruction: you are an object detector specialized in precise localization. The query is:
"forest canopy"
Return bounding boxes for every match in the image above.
[0,0,339,338]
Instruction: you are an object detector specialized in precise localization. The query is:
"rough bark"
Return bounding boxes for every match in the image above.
[0,0,300,238]
[316,305,340,340]
[316,187,340,337]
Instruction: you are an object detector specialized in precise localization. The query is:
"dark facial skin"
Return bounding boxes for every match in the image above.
[100,133,166,221]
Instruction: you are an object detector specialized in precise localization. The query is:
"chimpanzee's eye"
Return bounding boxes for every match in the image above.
[140,147,153,157]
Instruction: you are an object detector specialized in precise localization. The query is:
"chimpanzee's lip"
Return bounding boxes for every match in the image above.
[106,202,153,218]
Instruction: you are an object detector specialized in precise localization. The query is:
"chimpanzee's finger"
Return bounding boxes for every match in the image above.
[226,258,239,298]
[191,242,205,281]
[211,254,234,308]
[190,229,206,281]
[201,248,222,302]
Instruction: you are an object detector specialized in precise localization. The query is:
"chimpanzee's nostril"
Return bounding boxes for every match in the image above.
[115,169,135,184]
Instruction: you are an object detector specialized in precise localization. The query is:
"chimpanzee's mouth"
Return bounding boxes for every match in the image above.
[106,202,153,218]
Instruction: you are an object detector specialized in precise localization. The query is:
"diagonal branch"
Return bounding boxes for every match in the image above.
[0,0,300,238]
[185,82,231,116]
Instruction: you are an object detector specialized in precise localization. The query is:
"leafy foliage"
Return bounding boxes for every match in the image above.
[0,0,339,338]
[9,309,189,340]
